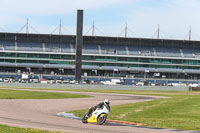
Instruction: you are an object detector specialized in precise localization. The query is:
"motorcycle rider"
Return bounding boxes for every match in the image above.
[86,99,110,117]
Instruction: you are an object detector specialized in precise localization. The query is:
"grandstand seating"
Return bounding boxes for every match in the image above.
[128,45,153,56]
[0,40,199,59]
[182,48,200,58]
[155,47,181,57]
[83,44,99,54]
[100,44,127,55]
[2,32,200,81]
[45,43,71,53]
[0,41,15,50]
[17,42,43,52]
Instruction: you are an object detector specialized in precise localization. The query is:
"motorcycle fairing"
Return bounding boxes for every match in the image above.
[87,113,97,123]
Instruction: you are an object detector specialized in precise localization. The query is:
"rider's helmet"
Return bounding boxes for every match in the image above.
[104,99,110,105]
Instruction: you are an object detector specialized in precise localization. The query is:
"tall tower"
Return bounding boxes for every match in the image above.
[75,10,84,83]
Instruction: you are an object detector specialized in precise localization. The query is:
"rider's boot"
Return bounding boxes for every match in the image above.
[85,113,90,118]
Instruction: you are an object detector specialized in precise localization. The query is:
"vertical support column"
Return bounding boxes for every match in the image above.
[70,44,74,53]
[125,46,129,55]
[153,48,157,56]
[14,35,18,51]
[98,45,101,54]
[42,43,45,52]
[15,41,18,51]
[75,10,83,83]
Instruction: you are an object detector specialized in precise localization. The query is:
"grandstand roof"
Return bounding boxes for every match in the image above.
[0,32,200,48]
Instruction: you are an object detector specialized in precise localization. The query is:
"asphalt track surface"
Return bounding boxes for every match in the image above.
[0,88,194,133]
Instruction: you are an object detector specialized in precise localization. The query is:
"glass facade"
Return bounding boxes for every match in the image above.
[0,32,200,79]
[1,51,200,70]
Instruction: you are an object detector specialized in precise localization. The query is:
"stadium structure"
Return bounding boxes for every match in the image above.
[0,32,200,80]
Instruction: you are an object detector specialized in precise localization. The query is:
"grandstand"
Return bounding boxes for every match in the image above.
[0,32,200,80]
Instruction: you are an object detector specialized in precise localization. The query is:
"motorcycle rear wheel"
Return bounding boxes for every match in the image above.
[82,113,88,123]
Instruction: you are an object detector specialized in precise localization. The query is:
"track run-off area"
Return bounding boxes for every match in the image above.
[0,88,194,133]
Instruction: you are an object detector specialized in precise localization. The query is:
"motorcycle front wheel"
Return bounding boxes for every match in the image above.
[97,114,107,125]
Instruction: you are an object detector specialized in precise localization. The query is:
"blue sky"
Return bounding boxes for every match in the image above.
[1,0,200,40]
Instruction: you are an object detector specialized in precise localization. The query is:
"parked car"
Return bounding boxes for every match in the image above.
[40,79,48,84]
[136,81,148,86]
[69,80,76,84]
[3,78,10,83]
[151,82,161,86]
[188,83,199,87]
[30,78,39,83]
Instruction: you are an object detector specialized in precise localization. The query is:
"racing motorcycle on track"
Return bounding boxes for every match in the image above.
[82,104,110,125]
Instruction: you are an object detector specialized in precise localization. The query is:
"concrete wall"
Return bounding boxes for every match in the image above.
[0,83,189,91]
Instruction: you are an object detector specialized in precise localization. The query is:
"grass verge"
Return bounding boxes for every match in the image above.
[69,91,200,131]
[0,124,64,133]
[0,89,91,99]
[0,86,196,96]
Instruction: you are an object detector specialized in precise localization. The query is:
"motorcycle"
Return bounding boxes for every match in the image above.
[82,104,110,125]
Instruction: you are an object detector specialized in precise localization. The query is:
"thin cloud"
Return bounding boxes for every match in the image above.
[0,0,133,32]
[125,0,200,39]
[0,0,132,15]
[1,0,200,40]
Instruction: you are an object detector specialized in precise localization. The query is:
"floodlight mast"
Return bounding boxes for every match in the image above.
[75,10,83,83]
[26,18,29,34]
[59,19,62,35]
[157,24,160,39]
[125,22,127,38]
[189,25,191,41]
[92,21,95,36]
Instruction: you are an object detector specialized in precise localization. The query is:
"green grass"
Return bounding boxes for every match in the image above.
[110,95,200,130]
[69,91,200,131]
[0,89,91,99]
[0,124,64,133]
[1,87,200,130]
